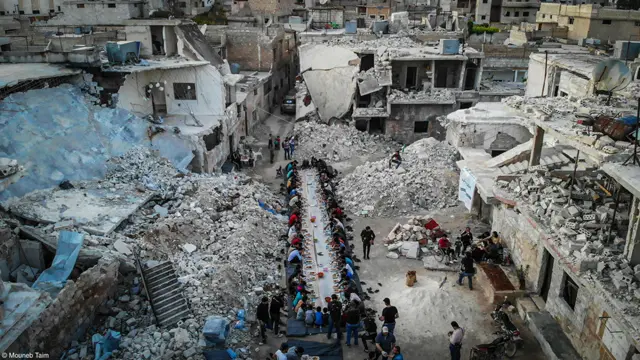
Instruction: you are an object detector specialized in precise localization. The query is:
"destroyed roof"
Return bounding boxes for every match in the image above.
[529,52,607,79]
[0,64,82,89]
[177,23,224,67]
[102,58,210,73]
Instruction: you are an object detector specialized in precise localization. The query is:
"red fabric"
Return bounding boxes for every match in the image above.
[335,208,343,216]
[424,219,439,230]
[292,238,301,247]
[289,214,298,226]
[438,237,450,249]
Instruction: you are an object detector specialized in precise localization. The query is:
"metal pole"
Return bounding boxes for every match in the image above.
[607,185,622,245]
[623,97,640,166]
[568,150,580,202]
[540,50,548,97]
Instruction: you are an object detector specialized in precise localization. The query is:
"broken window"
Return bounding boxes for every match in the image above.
[459,102,473,109]
[173,83,197,100]
[569,17,574,24]
[414,121,429,133]
[514,11,519,17]
[203,126,222,151]
[380,15,385,20]
[179,1,187,7]
[108,3,116,7]
[263,79,272,94]
[481,15,486,20]
[523,11,529,16]
[369,15,376,19]
[253,88,258,96]
[505,11,510,16]
[602,19,612,25]
[562,272,579,310]
[635,21,640,26]
[542,14,546,18]
[76,4,84,8]
[32,10,40,14]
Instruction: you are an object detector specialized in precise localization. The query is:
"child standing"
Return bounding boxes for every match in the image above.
[322,307,329,327]
[314,306,323,328]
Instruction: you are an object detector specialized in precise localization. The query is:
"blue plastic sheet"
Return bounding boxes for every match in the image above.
[203,316,230,346]
[92,330,121,360]
[32,231,84,297]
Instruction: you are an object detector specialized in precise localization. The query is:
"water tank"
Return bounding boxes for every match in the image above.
[439,39,460,55]
[372,21,389,35]
[230,63,241,74]
[105,41,141,64]
[614,41,640,61]
[345,20,357,34]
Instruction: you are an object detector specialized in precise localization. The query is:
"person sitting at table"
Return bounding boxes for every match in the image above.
[296,304,306,321]
[289,211,300,227]
[294,294,308,312]
[341,254,354,268]
[345,263,354,279]
[288,247,303,264]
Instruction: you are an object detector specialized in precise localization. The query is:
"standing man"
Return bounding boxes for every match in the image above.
[457,252,475,290]
[375,326,396,360]
[345,302,361,346]
[289,137,296,158]
[388,151,402,169]
[327,294,343,341]
[256,296,270,345]
[270,293,285,337]
[380,298,398,334]
[268,134,273,150]
[460,227,473,256]
[283,139,290,160]
[361,226,375,260]
[448,321,464,360]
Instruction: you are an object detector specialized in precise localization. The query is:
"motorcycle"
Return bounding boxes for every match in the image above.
[489,297,523,358]
[469,331,510,360]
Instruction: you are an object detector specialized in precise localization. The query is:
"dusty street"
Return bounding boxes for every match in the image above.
[249,120,547,360]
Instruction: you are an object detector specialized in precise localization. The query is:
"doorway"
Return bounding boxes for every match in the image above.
[406,66,417,88]
[229,134,234,155]
[540,249,554,302]
[150,87,167,115]
[369,118,385,134]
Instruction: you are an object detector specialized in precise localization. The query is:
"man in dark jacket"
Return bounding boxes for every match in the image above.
[257,296,270,344]
[459,227,473,256]
[360,316,378,353]
[458,252,475,290]
[345,302,361,346]
[361,226,375,259]
[326,294,343,341]
[270,294,285,337]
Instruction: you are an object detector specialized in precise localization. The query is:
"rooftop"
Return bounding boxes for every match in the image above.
[0,64,82,89]
[102,58,210,73]
[529,52,607,79]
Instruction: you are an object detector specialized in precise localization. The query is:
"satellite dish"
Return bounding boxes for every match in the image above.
[319,0,328,4]
[592,59,632,93]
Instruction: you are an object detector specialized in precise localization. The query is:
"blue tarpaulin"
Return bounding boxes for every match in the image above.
[32,231,84,297]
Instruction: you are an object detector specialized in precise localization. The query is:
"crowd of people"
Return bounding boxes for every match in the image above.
[268,134,297,164]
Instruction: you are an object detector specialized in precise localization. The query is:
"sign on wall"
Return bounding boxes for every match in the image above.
[458,167,476,211]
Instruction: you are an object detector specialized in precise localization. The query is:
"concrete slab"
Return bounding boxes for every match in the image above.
[8,186,153,236]
[0,282,51,352]
[423,256,458,272]
[527,311,581,360]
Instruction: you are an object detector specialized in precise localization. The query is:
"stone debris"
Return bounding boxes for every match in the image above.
[384,216,434,245]
[387,88,455,103]
[337,138,459,216]
[293,121,398,163]
[8,147,289,359]
[496,172,640,312]
[0,158,20,178]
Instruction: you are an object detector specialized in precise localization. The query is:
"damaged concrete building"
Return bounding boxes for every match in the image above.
[299,32,523,143]
[204,24,299,115]
[445,49,640,359]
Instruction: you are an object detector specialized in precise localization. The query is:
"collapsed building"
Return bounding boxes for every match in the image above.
[445,50,640,359]
[298,31,528,144]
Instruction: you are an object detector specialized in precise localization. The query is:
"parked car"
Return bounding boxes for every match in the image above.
[281,92,296,114]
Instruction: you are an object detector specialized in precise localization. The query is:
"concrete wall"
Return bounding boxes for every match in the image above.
[475,0,491,22]
[446,120,531,151]
[3,0,59,14]
[7,257,120,358]
[524,56,549,97]
[500,6,537,24]
[248,0,296,17]
[490,205,640,360]
[310,8,344,27]
[387,103,454,143]
[558,70,589,98]
[117,64,225,117]
[47,1,145,25]
[124,25,152,57]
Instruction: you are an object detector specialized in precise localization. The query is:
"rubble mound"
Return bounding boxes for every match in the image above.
[293,121,398,163]
[337,138,459,216]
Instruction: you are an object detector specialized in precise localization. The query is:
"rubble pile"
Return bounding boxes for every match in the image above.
[327,34,422,49]
[294,121,398,162]
[496,173,640,306]
[337,138,459,216]
[383,216,435,260]
[387,88,455,103]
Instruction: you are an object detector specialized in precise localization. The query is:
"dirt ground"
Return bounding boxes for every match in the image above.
[247,116,547,360]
